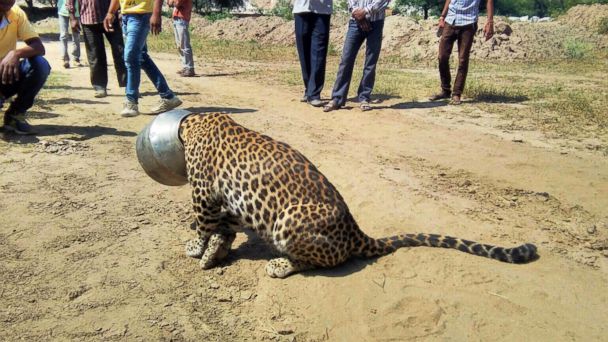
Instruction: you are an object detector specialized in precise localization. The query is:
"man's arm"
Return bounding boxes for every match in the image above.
[67,0,80,32]
[150,0,164,35]
[0,38,45,85]
[483,0,494,40]
[438,0,451,28]
[103,0,120,32]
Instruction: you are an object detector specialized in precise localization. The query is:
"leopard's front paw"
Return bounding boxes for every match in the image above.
[185,238,206,258]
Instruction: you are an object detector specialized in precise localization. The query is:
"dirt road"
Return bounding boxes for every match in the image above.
[1,41,607,341]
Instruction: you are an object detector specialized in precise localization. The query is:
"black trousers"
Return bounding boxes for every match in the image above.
[82,21,127,89]
[295,13,330,100]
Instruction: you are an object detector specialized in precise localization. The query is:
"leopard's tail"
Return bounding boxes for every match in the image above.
[357,233,537,264]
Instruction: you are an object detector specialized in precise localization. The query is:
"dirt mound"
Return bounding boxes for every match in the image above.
[184,4,608,61]
[560,3,608,31]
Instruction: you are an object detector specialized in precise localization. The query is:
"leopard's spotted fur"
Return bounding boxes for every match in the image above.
[178,113,537,278]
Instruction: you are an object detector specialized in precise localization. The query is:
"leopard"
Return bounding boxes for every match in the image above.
[178,113,537,278]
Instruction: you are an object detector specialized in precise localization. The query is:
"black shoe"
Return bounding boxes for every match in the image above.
[4,112,36,135]
[429,91,451,101]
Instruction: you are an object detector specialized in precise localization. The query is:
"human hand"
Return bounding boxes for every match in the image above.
[150,13,162,35]
[69,15,80,32]
[483,20,494,41]
[438,16,446,29]
[103,13,115,32]
[357,18,371,32]
[0,51,20,85]
[352,8,367,21]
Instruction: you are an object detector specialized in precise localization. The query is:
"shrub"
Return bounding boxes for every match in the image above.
[270,0,293,20]
[204,10,233,21]
[563,38,592,59]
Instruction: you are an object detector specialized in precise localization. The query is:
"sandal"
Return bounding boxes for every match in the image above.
[360,101,372,111]
[449,95,462,105]
[323,100,341,112]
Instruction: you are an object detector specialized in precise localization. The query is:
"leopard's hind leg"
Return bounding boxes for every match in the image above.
[264,204,353,278]
[200,231,236,269]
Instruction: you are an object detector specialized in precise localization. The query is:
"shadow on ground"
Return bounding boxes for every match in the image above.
[376,101,448,110]
[218,231,376,278]
[1,123,136,144]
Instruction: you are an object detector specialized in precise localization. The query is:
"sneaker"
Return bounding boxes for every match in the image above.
[429,91,451,101]
[300,95,308,103]
[308,99,324,107]
[4,113,37,135]
[181,69,195,77]
[63,60,70,69]
[94,88,107,98]
[149,96,182,115]
[120,101,139,117]
[176,68,185,75]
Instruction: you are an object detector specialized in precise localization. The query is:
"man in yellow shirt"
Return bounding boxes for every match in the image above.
[0,0,50,135]
[103,0,182,117]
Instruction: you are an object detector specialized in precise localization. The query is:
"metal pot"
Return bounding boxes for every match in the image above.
[136,109,193,186]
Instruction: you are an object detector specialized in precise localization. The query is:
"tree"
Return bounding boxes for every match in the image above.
[393,0,444,19]
[192,0,245,13]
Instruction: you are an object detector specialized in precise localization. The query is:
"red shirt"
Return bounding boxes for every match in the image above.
[172,0,193,21]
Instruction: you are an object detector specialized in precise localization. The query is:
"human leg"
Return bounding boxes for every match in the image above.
[82,24,108,92]
[357,19,384,104]
[104,19,127,88]
[307,13,330,101]
[2,56,51,134]
[436,23,457,97]
[452,23,476,98]
[58,15,70,67]
[327,21,365,107]
[295,13,313,100]
[173,18,195,75]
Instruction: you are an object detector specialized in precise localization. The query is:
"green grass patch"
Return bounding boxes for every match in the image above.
[147,31,296,62]
[563,38,593,59]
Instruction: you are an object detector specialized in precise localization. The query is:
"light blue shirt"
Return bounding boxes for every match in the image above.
[57,0,79,17]
[292,0,332,15]
[445,0,481,26]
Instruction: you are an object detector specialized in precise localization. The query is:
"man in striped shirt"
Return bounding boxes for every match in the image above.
[323,0,390,112]
[68,0,127,98]
[429,0,494,105]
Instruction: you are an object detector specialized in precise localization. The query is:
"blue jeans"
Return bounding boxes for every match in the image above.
[331,20,384,105]
[172,17,194,70]
[122,13,174,103]
[58,14,81,62]
[295,13,330,101]
[0,56,51,114]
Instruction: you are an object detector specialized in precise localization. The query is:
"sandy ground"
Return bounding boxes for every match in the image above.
[1,40,607,341]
